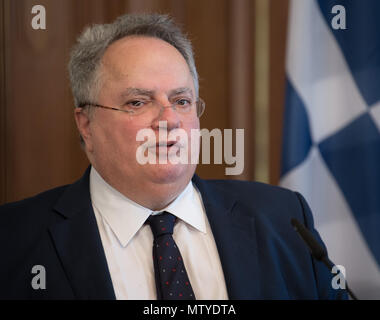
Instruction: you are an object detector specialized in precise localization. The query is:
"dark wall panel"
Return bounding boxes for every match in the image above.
[269,0,289,185]
[0,0,6,204]
[4,0,90,203]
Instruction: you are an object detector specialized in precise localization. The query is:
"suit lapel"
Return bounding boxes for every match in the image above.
[193,175,260,299]
[49,167,116,299]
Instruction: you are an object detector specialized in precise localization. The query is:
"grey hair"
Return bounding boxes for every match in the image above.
[68,13,199,108]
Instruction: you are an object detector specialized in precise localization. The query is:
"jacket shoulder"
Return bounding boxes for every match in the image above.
[205,178,291,193]
[195,178,309,235]
[0,185,69,227]
[203,178,298,207]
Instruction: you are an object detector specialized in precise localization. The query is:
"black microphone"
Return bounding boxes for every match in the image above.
[290,218,358,300]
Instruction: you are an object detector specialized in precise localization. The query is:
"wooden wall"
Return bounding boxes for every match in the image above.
[0,0,288,204]
[269,0,289,186]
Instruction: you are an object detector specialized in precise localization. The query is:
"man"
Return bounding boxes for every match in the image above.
[0,13,346,300]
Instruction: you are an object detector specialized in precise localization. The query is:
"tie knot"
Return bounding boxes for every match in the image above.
[147,211,176,238]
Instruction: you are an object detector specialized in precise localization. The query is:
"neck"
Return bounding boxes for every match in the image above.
[91,166,193,211]
[128,180,190,211]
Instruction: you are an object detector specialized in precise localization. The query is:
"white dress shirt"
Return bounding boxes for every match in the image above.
[89,167,228,300]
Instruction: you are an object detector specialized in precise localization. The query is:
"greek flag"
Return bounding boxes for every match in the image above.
[281,0,380,299]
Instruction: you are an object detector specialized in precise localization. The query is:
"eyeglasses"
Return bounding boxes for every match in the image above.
[78,97,205,118]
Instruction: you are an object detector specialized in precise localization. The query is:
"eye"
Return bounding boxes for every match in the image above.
[126,100,148,108]
[175,98,192,107]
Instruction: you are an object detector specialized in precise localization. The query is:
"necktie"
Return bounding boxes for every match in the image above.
[147,211,196,300]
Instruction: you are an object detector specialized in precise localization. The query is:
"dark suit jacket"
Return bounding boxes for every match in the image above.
[0,167,347,299]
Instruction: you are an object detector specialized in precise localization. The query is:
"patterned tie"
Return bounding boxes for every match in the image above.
[147,211,196,300]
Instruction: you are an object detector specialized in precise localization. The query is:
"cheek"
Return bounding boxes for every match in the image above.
[92,118,141,156]
[181,120,200,154]
[112,125,142,157]
[184,119,200,137]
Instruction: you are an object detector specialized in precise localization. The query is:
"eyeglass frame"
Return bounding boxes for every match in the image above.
[78,97,206,118]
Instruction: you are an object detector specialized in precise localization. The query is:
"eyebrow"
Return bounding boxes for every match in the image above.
[120,87,194,99]
[121,88,154,98]
[168,87,193,97]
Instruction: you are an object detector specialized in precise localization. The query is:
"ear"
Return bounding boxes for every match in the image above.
[74,108,94,152]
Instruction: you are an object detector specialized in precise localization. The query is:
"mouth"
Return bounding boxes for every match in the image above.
[146,140,182,154]
[157,141,177,148]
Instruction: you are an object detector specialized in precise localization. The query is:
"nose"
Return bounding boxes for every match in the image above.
[151,102,181,132]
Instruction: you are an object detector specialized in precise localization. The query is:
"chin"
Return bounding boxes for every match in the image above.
[147,163,195,185]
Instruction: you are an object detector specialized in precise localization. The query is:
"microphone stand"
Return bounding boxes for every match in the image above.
[291,218,358,300]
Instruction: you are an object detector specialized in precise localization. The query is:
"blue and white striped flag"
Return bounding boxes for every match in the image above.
[281,0,380,299]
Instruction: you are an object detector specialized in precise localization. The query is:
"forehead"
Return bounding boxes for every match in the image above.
[100,36,192,88]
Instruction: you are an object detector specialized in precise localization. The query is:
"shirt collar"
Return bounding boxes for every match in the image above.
[89,167,206,248]
[159,181,206,235]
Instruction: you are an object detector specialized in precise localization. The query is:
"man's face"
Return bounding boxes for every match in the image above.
[77,36,199,199]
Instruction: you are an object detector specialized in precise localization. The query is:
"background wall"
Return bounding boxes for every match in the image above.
[0,0,288,204]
